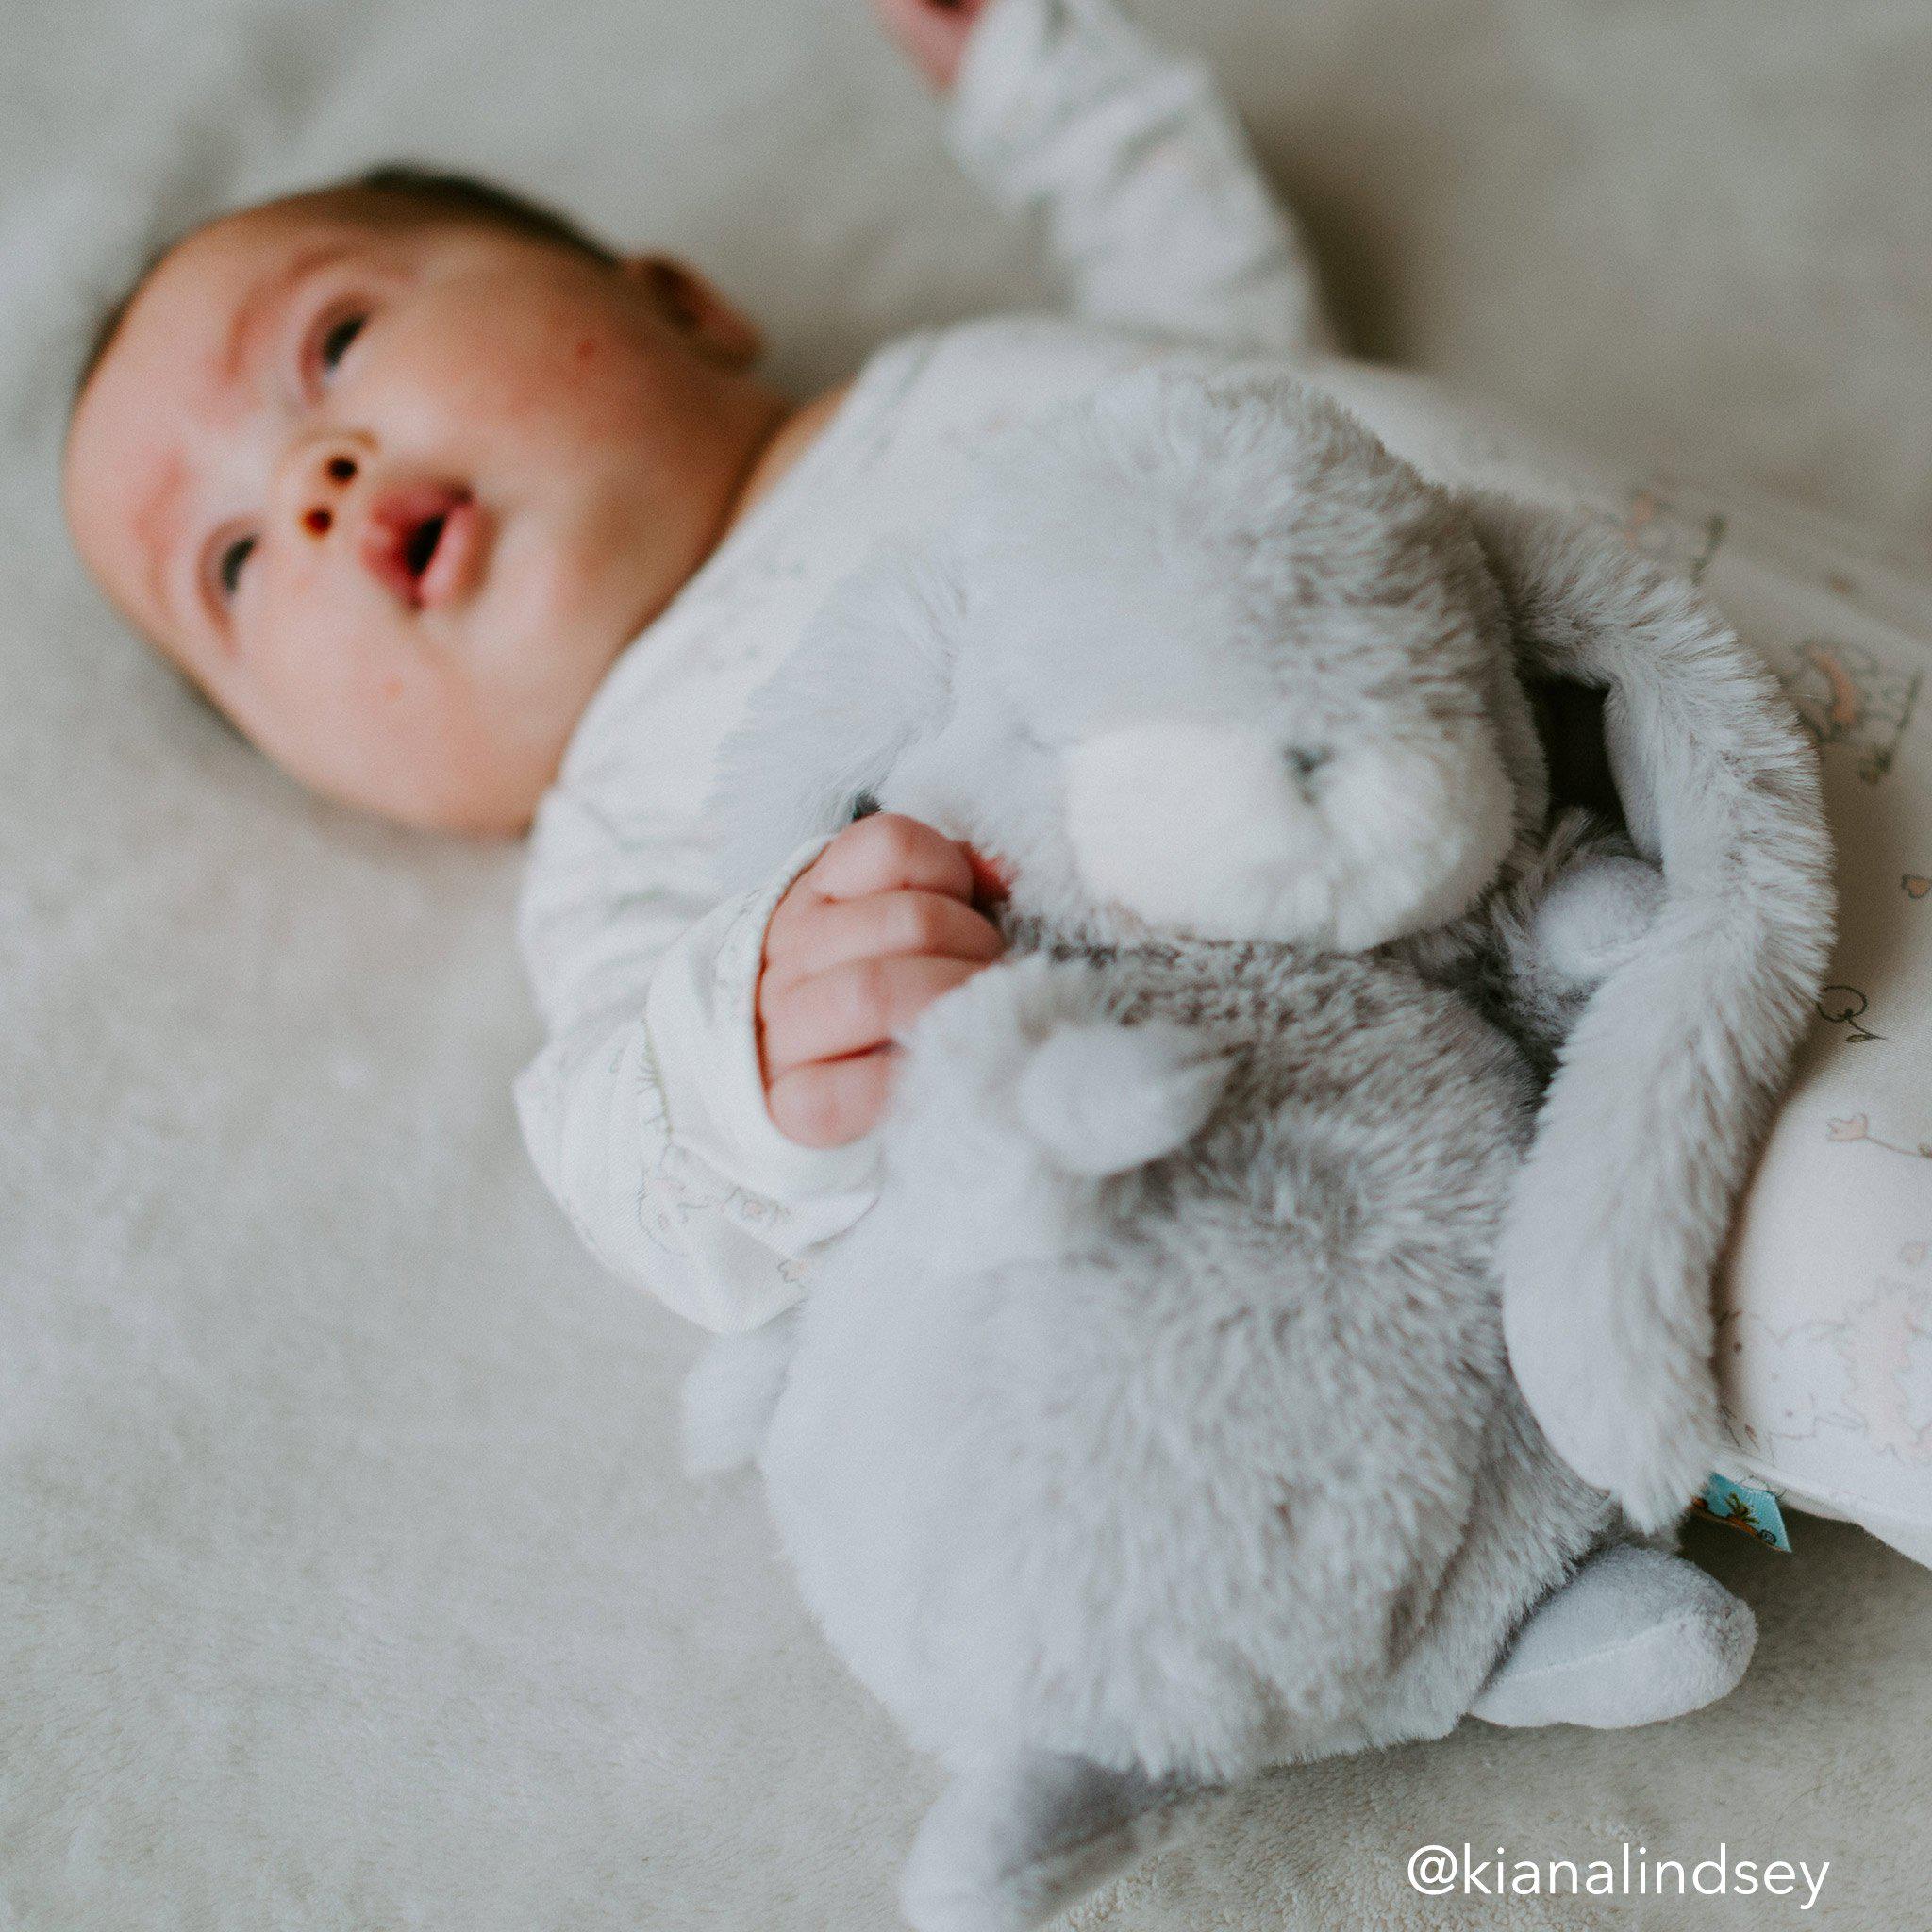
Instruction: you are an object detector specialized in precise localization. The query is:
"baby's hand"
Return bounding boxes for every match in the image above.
[870,0,992,92]
[758,813,1007,1146]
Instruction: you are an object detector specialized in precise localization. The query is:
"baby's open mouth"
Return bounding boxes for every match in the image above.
[404,515,445,579]
[363,483,485,611]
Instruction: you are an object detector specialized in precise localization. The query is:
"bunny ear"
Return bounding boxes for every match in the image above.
[705,540,964,895]
[1468,493,1836,1529]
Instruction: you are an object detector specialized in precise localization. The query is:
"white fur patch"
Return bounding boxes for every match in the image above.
[1529,853,1664,986]
[1061,720,1515,950]
[1017,1022,1229,1175]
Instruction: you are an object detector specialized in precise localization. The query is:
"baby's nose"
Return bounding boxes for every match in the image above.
[297,446,362,539]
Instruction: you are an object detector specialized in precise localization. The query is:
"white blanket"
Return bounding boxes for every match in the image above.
[5,2,1931,1926]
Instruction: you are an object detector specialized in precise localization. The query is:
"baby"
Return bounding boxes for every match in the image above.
[62,0,1544,1332]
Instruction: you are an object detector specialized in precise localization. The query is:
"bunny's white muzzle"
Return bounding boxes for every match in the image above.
[1060,720,1515,951]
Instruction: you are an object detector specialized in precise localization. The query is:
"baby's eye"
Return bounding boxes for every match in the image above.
[301,303,371,394]
[218,533,258,598]
[316,310,367,377]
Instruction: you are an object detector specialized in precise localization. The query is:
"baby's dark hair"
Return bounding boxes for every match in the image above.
[73,163,616,410]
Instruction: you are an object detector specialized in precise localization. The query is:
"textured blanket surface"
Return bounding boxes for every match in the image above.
[5,1,1930,1927]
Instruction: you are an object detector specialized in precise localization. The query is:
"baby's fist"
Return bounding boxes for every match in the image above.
[870,0,992,92]
[758,813,1007,1147]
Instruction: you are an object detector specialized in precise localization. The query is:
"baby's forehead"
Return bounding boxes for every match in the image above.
[99,193,392,380]
[78,196,391,435]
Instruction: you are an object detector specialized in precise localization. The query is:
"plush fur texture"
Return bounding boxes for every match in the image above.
[694,370,1825,1929]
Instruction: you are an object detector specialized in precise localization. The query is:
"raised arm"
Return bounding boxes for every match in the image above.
[878,0,1333,358]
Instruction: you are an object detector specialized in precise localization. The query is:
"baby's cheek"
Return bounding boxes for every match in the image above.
[379,285,609,439]
[341,655,497,825]
[252,580,430,761]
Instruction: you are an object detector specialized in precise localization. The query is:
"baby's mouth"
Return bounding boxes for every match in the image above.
[363,483,485,611]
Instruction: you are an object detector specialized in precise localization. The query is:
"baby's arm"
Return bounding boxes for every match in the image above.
[514,810,865,1334]
[879,0,1332,358]
[515,803,1002,1333]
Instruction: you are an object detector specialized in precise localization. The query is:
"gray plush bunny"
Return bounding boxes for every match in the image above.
[685,370,1830,1932]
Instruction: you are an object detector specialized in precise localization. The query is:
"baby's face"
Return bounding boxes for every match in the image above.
[64,191,782,833]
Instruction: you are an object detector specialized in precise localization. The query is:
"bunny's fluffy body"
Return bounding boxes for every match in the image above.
[689,370,1828,1930]
[762,943,1609,1785]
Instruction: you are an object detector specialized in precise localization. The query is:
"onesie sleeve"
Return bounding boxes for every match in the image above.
[946,0,1333,358]
[513,793,880,1334]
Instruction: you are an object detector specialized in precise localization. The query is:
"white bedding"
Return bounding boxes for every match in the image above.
[6,2,1932,1927]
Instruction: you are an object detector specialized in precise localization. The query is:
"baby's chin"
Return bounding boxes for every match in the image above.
[374,483,703,828]
[501,524,651,688]
[322,706,568,839]
[455,555,644,778]
[520,495,697,674]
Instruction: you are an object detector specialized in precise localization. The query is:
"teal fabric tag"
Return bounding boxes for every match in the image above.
[1695,1474,1792,1552]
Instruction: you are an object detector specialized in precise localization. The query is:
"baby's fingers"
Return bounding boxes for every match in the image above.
[793,812,976,908]
[761,953,986,1077]
[760,889,1002,1000]
[766,1049,897,1149]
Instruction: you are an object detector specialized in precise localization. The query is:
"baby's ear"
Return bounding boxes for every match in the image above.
[707,542,963,893]
[626,256,762,368]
